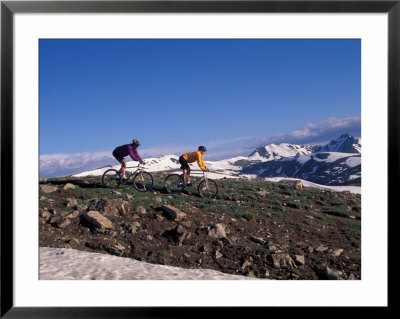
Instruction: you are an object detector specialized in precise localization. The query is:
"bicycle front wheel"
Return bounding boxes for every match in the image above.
[102,169,121,188]
[132,171,154,192]
[198,179,218,199]
[164,174,184,194]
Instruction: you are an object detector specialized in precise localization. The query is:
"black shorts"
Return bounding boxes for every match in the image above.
[112,149,124,162]
[179,156,190,170]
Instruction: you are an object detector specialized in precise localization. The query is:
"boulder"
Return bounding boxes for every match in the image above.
[241,260,252,270]
[136,206,147,215]
[65,198,78,208]
[155,196,163,204]
[63,183,77,190]
[50,216,71,229]
[40,185,58,194]
[161,205,186,221]
[331,249,344,257]
[66,210,81,219]
[322,267,343,280]
[40,211,52,222]
[215,251,223,259]
[208,223,227,239]
[250,236,266,245]
[316,245,329,253]
[295,255,306,266]
[82,211,113,229]
[271,254,297,269]
[89,199,127,217]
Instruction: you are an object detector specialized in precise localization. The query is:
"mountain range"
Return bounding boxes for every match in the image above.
[73,134,361,186]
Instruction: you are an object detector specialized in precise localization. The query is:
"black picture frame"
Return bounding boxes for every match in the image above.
[1,0,395,317]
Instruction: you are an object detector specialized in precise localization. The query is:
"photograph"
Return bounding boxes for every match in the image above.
[38,38,362,281]
[1,0,394,314]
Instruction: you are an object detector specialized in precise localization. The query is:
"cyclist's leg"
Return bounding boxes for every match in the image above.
[120,159,127,177]
[113,150,126,176]
[185,167,191,183]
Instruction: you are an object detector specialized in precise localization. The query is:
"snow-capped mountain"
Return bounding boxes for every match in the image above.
[317,133,361,153]
[73,134,361,186]
[248,143,317,160]
[241,134,361,185]
[242,152,361,186]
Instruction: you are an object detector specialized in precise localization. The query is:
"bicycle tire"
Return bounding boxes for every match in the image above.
[132,171,154,192]
[198,179,218,199]
[102,169,121,188]
[164,174,185,194]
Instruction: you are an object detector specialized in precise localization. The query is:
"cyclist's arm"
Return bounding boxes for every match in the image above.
[197,153,208,170]
[128,145,144,163]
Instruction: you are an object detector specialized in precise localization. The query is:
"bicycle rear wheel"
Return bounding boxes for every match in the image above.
[164,174,184,194]
[132,171,154,192]
[102,169,121,188]
[198,179,218,199]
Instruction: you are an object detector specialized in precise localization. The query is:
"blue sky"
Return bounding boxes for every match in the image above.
[39,39,361,177]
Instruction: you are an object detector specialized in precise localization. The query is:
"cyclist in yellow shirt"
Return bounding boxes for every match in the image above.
[179,146,208,186]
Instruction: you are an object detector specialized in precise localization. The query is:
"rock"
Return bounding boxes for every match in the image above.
[271,254,297,269]
[279,179,303,189]
[155,196,162,203]
[316,245,329,253]
[136,206,147,215]
[104,243,125,256]
[173,225,185,236]
[307,246,314,253]
[40,196,46,201]
[295,255,306,266]
[331,249,344,257]
[161,205,186,221]
[89,199,127,217]
[180,221,192,228]
[82,211,113,229]
[121,221,133,233]
[250,236,266,245]
[40,211,52,222]
[126,194,133,201]
[241,260,252,270]
[212,240,224,251]
[147,235,153,240]
[50,216,71,229]
[246,271,256,278]
[322,267,343,280]
[112,191,122,195]
[131,221,141,233]
[268,245,278,252]
[208,223,227,239]
[40,185,58,194]
[215,251,223,259]
[264,269,270,277]
[257,190,269,197]
[65,198,78,208]
[63,183,77,190]
[199,245,211,254]
[66,210,80,219]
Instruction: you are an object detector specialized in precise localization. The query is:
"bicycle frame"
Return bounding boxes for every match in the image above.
[125,163,146,177]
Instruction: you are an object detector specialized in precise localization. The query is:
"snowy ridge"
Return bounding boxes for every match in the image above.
[72,133,361,189]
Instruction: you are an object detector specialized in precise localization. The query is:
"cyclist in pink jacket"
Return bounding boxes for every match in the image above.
[112,139,144,180]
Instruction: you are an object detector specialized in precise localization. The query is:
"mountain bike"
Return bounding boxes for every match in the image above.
[164,170,218,199]
[102,163,153,192]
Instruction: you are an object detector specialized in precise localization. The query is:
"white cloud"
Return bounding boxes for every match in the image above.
[246,115,361,148]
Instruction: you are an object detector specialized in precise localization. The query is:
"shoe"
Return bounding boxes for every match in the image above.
[122,176,128,180]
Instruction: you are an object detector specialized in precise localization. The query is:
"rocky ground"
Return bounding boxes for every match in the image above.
[39,171,361,280]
